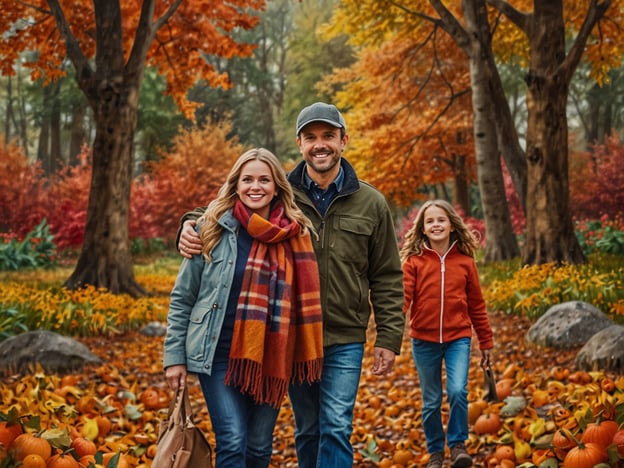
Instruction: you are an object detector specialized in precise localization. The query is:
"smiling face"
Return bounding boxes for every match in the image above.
[296,121,348,187]
[236,159,277,219]
[422,205,454,253]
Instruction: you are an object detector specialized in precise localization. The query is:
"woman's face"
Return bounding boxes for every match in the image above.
[236,159,277,218]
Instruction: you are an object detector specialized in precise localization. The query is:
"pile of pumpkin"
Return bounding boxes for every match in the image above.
[0,420,129,468]
[467,365,624,467]
[0,369,171,468]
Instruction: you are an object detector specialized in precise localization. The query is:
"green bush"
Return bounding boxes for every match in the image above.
[0,219,57,270]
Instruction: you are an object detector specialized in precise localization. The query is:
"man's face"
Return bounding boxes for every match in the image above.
[297,122,348,178]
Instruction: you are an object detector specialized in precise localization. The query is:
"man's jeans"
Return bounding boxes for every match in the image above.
[411,337,471,454]
[288,343,364,468]
[198,361,279,468]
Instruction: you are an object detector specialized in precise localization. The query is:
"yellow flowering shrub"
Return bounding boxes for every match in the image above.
[0,267,175,337]
[482,255,624,322]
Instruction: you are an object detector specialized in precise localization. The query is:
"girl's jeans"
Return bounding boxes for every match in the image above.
[411,337,471,454]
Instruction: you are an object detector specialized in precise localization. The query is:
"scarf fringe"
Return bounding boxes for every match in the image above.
[292,358,323,385]
[226,357,323,408]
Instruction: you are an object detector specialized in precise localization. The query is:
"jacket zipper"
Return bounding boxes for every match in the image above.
[439,255,445,343]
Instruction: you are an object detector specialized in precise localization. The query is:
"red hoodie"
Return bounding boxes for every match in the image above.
[402,242,493,350]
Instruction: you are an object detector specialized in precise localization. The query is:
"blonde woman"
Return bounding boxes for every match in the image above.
[164,148,323,468]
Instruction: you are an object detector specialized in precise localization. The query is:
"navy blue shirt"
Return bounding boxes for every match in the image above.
[304,166,344,216]
[213,227,253,363]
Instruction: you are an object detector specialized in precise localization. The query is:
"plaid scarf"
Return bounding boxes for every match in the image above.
[225,199,323,408]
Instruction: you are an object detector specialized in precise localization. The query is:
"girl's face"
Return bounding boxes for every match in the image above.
[236,159,277,218]
[422,205,454,248]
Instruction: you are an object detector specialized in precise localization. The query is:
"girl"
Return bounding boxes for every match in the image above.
[400,200,493,468]
[164,148,323,468]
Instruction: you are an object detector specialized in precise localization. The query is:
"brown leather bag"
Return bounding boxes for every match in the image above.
[483,367,500,402]
[152,387,213,468]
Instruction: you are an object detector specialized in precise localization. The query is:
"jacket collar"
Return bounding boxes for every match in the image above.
[288,157,360,196]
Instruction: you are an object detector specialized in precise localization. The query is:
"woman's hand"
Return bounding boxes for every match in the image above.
[165,364,188,391]
[178,220,203,258]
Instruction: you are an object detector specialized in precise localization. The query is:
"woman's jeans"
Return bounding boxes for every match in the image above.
[411,337,471,454]
[198,361,279,468]
[288,343,364,468]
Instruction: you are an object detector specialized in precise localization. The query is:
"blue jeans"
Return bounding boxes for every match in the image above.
[198,361,280,468]
[288,343,364,468]
[411,337,471,454]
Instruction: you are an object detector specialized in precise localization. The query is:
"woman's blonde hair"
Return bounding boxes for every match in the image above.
[199,148,314,261]
[399,199,480,262]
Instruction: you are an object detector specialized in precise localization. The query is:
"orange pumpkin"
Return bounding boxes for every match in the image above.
[0,421,23,449]
[613,429,624,457]
[95,416,112,438]
[78,454,96,467]
[552,428,576,460]
[47,453,80,468]
[21,453,47,468]
[10,433,52,461]
[495,378,514,400]
[71,437,97,458]
[468,399,488,425]
[563,442,607,468]
[494,444,515,462]
[474,413,502,435]
[139,388,161,409]
[581,419,618,450]
[600,377,615,393]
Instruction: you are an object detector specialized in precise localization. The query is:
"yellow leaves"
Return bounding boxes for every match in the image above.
[483,258,624,320]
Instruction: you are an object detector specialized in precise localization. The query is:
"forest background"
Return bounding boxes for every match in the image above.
[1,1,624,467]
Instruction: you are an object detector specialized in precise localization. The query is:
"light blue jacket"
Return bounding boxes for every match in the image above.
[163,210,239,375]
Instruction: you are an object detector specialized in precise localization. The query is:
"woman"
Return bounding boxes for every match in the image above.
[164,148,323,467]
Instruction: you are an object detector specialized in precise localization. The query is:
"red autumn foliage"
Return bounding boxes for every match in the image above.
[0,122,243,248]
[570,132,624,220]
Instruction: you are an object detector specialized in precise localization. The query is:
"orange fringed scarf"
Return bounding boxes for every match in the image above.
[225,199,323,408]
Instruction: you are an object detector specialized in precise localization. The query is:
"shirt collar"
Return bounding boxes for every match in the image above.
[304,164,345,192]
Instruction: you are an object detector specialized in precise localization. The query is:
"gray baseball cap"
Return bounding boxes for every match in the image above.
[296,102,346,135]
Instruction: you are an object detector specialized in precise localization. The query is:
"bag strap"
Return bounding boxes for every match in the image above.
[166,386,191,427]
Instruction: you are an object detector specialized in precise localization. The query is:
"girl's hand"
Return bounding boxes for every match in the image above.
[480,349,492,369]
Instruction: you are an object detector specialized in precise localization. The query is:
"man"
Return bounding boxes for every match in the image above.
[177,102,405,468]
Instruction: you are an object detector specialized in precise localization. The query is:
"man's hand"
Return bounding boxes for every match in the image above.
[179,220,203,258]
[372,347,396,376]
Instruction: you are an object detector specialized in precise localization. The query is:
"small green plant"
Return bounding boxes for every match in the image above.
[575,215,624,255]
[0,307,28,341]
[0,219,57,270]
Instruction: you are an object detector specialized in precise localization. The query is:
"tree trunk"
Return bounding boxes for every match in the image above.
[452,153,469,215]
[463,0,520,262]
[64,79,147,296]
[50,80,63,170]
[69,101,88,164]
[522,0,585,265]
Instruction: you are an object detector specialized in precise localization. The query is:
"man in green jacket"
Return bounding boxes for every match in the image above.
[177,102,404,468]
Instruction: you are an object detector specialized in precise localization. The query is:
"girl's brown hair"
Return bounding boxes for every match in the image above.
[399,199,480,263]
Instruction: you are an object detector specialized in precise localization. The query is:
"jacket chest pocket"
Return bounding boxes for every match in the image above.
[331,216,374,264]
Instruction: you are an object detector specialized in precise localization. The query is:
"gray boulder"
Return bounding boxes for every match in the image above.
[140,321,166,337]
[575,324,624,372]
[0,330,102,375]
[526,301,613,348]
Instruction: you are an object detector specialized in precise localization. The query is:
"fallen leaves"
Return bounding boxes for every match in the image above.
[0,310,623,467]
